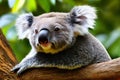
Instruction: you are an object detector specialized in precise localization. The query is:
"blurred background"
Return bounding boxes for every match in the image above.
[0,0,120,61]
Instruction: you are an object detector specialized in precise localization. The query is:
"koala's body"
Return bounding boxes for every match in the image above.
[12,5,111,74]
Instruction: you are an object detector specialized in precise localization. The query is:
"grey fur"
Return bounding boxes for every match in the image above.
[12,5,111,75]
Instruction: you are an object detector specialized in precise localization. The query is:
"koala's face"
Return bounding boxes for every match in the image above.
[16,5,97,54]
[30,15,74,53]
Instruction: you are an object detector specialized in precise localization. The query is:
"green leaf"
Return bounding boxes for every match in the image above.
[9,39,31,61]
[6,27,17,41]
[0,0,2,3]
[26,0,37,12]
[58,0,63,2]
[105,29,120,48]
[8,0,16,8]
[108,37,120,58]
[0,13,17,38]
[63,0,75,6]
[0,14,17,27]
[50,0,56,5]
[38,0,50,12]
[12,0,25,13]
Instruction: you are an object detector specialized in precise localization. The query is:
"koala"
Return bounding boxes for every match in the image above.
[12,5,111,74]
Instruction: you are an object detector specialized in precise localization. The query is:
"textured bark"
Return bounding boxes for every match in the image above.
[0,29,18,80]
[0,28,120,80]
[19,58,120,80]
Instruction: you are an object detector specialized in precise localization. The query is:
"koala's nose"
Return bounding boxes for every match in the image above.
[38,29,49,44]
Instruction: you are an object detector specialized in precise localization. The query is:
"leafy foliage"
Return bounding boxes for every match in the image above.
[0,0,120,61]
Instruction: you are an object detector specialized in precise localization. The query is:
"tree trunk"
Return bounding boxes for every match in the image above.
[0,29,18,80]
[0,28,120,80]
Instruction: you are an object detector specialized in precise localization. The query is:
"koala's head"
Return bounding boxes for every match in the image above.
[16,5,97,54]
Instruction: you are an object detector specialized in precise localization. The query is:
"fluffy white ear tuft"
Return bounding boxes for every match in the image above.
[70,5,97,35]
[15,13,33,39]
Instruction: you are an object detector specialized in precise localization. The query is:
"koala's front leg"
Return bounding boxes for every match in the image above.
[11,50,38,75]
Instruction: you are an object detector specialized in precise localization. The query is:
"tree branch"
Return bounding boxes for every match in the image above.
[19,58,120,80]
[0,28,120,80]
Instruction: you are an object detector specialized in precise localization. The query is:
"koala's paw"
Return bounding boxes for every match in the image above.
[11,63,30,75]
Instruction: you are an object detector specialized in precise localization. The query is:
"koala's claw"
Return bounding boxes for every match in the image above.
[11,64,19,71]
[11,64,28,75]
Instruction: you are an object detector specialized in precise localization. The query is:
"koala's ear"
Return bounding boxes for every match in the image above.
[15,13,33,39]
[70,5,97,35]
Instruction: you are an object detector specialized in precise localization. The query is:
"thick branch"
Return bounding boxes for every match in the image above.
[20,58,120,80]
[0,28,120,80]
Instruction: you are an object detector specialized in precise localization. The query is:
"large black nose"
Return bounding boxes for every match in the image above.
[38,29,49,44]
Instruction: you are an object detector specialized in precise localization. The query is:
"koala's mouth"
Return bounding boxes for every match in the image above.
[39,41,51,48]
[37,41,68,54]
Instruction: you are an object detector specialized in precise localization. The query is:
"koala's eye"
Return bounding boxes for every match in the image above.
[35,29,38,34]
[54,27,60,31]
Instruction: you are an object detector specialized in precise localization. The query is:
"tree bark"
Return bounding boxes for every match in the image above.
[0,29,18,80]
[0,28,120,80]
